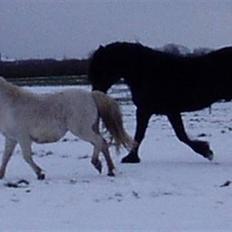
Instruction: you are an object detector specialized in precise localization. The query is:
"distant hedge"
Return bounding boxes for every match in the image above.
[0,58,89,78]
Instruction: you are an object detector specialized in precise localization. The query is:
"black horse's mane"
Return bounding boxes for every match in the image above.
[91,41,232,64]
[90,42,180,61]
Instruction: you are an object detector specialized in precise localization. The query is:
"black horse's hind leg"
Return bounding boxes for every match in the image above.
[121,109,151,163]
[167,113,214,160]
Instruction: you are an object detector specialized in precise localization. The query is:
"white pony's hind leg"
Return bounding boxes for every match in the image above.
[70,124,115,176]
[91,119,115,175]
[75,127,103,174]
[19,137,45,180]
[101,138,115,176]
[91,134,115,176]
[91,135,103,174]
[0,138,17,179]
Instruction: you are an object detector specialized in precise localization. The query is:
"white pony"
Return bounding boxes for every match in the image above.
[0,77,134,179]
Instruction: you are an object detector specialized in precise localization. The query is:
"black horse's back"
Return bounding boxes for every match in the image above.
[88,42,232,163]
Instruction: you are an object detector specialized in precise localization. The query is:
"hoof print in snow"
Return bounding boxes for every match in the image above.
[37,150,53,157]
[114,192,123,202]
[46,151,53,156]
[81,180,90,184]
[69,178,78,184]
[197,133,207,137]
[132,191,140,199]
[60,154,69,158]
[4,179,30,188]
[78,155,90,160]
[220,180,231,187]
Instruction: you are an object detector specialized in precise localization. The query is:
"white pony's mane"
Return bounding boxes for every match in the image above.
[0,76,32,100]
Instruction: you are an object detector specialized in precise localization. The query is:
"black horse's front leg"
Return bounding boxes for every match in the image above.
[121,109,151,163]
[167,113,214,160]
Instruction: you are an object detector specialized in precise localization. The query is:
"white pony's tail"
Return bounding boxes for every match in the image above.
[92,90,135,151]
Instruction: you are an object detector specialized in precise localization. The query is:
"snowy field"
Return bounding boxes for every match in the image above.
[0,84,232,231]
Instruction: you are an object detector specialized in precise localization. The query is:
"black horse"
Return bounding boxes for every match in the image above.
[88,42,232,163]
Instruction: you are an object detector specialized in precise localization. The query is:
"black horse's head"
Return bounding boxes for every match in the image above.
[88,43,133,92]
[89,65,120,93]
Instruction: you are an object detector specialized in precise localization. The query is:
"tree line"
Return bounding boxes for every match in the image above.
[0,58,89,78]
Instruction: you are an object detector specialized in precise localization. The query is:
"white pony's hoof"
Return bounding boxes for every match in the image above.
[107,172,115,177]
[37,173,46,180]
[92,160,102,174]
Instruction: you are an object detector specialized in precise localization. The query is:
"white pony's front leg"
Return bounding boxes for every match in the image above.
[0,138,17,179]
[19,137,45,180]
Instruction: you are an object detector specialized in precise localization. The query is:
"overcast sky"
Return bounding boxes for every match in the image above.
[1,0,232,59]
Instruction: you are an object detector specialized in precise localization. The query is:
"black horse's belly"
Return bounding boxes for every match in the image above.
[133,90,216,114]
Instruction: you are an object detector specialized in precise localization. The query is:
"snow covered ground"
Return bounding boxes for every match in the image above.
[0,84,232,231]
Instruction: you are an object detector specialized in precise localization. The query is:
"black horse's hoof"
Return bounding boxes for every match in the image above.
[121,154,140,163]
[202,150,214,161]
[192,140,214,161]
